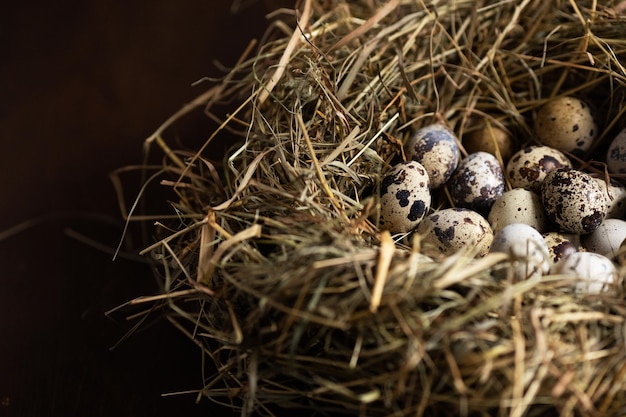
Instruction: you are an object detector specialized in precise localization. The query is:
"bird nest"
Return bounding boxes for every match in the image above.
[115,1,626,416]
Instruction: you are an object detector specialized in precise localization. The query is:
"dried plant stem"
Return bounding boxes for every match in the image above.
[257,0,313,106]
[370,230,394,313]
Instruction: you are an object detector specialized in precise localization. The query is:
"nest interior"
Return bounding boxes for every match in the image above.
[116,1,626,416]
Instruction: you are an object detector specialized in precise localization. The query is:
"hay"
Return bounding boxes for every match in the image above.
[118,1,626,415]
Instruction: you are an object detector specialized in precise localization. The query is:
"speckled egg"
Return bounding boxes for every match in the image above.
[449,152,505,214]
[506,145,572,192]
[416,208,493,257]
[581,218,626,259]
[379,161,431,234]
[463,124,515,162]
[607,127,626,174]
[592,175,626,219]
[541,168,607,234]
[535,96,597,157]
[555,252,617,294]
[543,232,582,267]
[487,188,548,233]
[405,123,460,189]
[490,223,550,281]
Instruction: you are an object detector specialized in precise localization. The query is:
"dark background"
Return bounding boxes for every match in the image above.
[0,1,290,416]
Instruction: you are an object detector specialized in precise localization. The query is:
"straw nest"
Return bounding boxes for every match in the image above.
[118,1,626,416]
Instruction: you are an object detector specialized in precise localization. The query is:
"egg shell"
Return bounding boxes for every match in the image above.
[449,151,505,214]
[490,223,550,281]
[541,168,607,234]
[542,232,582,267]
[405,123,460,189]
[463,124,515,162]
[506,145,572,192]
[581,218,626,259]
[379,160,431,234]
[591,175,626,219]
[555,252,617,294]
[534,96,597,157]
[607,127,626,174]
[416,207,493,257]
[487,188,548,233]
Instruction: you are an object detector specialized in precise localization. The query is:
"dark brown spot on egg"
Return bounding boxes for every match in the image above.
[539,155,568,173]
[573,124,579,132]
[552,241,577,263]
[408,200,427,221]
[581,211,603,233]
[519,166,540,181]
[381,169,407,195]
[434,226,455,243]
[396,189,410,207]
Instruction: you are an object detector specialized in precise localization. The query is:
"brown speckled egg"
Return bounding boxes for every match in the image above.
[463,124,515,162]
[379,160,431,234]
[542,232,582,267]
[416,207,493,257]
[449,152,505,214]
[541,168,607,234]
[535,96,597,157]
[405,123,460,189]
[506,145,572,192]
[487,188,548,233]
[591,175,626,219]
[607,127,626,174]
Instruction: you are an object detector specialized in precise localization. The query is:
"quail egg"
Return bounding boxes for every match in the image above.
[543,232,582,267]
[506,145,572,192]
[449,151,505,214]
[555,252,617,294]
[581,218,626,259]
[463,123,515,162]
[534,96,597,157]
[490,223,550,281]
[488,188,548,233]
[541,168,607,234]
[405,123,460,189]
[416,207,493,257]
[607,127,626,174]
[379,160,431,234]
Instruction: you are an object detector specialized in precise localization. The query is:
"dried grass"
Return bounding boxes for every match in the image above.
[116,1,626,415]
